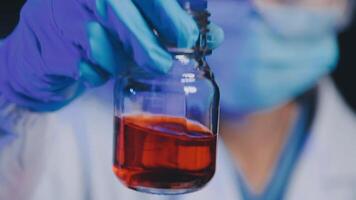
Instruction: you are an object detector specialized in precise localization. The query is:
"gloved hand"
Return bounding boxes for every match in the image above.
[208,0,349,116]
[0,0,207,111]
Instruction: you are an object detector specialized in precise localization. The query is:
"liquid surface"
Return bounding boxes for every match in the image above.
[113,114,216,194]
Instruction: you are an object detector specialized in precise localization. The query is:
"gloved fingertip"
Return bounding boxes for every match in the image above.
[145,49,173,75]
[207,23,224,50]
[79,61,110,87]
[87,21,120,76]
[158,56,173,74]
[176,16,200,49]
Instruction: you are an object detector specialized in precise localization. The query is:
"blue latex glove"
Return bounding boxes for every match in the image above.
[208,0,342,116]
[0,0,201,111]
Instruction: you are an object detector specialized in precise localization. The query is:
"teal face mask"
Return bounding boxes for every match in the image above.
[208,0,343,116]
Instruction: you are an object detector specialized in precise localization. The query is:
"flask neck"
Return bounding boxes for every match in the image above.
[168,9,211,62]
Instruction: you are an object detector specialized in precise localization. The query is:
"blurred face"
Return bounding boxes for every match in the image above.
[262,0,347,8]
[208,0,353,116]
[255,0,352,28]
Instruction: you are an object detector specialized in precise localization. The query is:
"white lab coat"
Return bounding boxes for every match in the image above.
[1,78,356,200]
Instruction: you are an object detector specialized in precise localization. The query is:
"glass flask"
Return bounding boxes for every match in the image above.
[113,0,219,195]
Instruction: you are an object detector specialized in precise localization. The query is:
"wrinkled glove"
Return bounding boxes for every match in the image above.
[0,0,202,111]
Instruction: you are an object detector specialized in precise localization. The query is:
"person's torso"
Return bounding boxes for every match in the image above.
[28,78,356,200]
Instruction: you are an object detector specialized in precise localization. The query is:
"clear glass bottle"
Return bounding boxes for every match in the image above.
[113,1,219,195]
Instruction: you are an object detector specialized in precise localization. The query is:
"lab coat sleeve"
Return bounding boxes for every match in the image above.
[0,92,50,199]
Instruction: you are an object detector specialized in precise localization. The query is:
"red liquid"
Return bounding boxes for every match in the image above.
[113,114,217,194]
